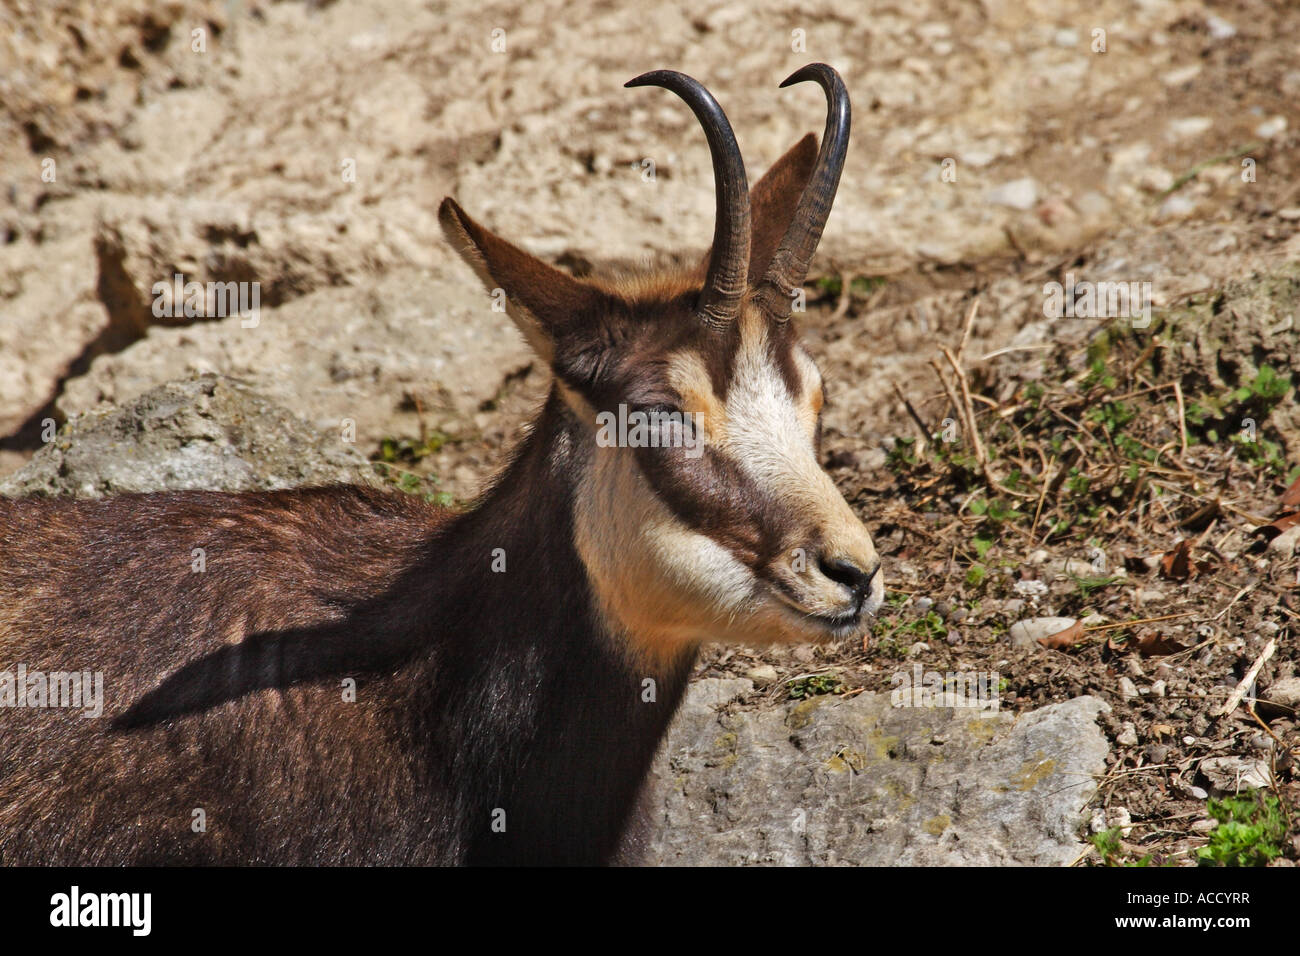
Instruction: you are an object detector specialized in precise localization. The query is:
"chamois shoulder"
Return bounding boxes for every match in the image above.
[0,485,452,671]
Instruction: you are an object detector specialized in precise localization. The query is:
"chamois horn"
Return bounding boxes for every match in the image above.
[755,63,851,321]
[626,70,751,328]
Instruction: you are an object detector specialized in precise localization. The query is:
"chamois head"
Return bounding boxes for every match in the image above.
[438,64,883,659]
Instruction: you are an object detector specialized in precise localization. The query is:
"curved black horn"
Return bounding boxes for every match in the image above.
[626,70,750,327]
[755,63,850,320]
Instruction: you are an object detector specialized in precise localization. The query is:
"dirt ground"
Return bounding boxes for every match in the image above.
[2,0,1299,862]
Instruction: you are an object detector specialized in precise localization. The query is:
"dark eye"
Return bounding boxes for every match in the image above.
[642,403,681,418]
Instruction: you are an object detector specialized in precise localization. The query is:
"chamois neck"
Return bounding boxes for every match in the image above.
[420,388,696,864]
[437,387,694,675]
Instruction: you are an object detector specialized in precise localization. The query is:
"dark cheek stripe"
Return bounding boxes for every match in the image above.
[633,445,804,578]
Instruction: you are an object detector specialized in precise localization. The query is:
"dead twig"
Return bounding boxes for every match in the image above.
[1210,583,1255,622]
[1171,379,1189,459]
[955,297,979,365]
[831,269,856,322]
[1212,637,1276,718]
[1083,611,1196,633]
[891,381,931,452]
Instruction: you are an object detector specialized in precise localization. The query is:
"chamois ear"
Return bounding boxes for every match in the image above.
[746,133,818,283]
[438,197,608,363]
[691,134,818,288]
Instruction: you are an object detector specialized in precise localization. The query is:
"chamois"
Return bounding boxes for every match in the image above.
[0,64,882,865]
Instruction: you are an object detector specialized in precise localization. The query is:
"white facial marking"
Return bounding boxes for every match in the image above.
[716,319,825,500]
[574,307,882,652]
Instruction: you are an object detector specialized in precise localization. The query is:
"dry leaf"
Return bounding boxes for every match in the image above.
[1124,552,1163,574]
[1282,474,1300,509]
[1132,630,1185,656]
[1151,723,1174,738]
[1106,630,1184,656]
[1159,540,1194,580]
[1252,509,1300,543]
[1037,619,1085,650]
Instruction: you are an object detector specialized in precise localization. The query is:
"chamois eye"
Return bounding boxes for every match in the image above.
[643,403,682,417]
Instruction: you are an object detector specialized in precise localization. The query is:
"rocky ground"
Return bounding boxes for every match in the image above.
[2,0,1299,864]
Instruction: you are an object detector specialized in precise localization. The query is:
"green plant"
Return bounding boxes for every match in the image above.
[1087,400,1135,434]
[1082,355,1117,391]
[375,431,456,463]
[370,461,457,507]
[1230,431,1289,478]
[1064,469,1090,496]
[786,675,843,699]
[872,609,948,648]
[1089,827,1158,867]
[813,275,888,298]
[1196,794,1287,867]
[1237,364,1291,407]
[1069,573,1122,597]
[886,436,920,470]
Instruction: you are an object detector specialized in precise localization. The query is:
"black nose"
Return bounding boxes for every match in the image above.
[818,555,877,597]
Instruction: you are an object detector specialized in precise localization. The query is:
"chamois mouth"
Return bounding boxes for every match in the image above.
[805,606,863,639]
[769,584,867,639]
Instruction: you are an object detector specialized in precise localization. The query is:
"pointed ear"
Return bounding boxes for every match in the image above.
[746,133,818,283]
[691,134,818,286]
[438,198,607,362]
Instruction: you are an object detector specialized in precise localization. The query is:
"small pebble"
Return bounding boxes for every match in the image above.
[1205,15,1236,39]
[1013,579,1049,598]
[1256,116,1288,139]
[1008,616,1076,649]
[1166,116,1213,140]
[1106,807,1133,837]
[986,177,1039,210]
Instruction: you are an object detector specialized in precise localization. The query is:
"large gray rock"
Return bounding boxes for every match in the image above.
[648,679,1110,866]
[0,374,377,498]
